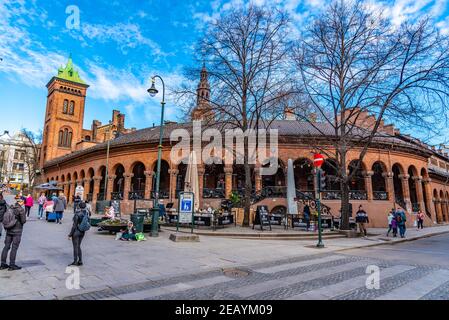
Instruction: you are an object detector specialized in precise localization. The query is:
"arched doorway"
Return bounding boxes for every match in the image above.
[408,166,419,212]
[232,164,255,197]
[421,168,430,217]
[261,159,285,197]
[67,173,72,200]
[440,190,447,222]
[204,163,225,198]
[321,159,340,200]
[98,166,106,201]
[372,161,387,200]
[87,168,94,201]
[348,160,366,200]
[152,160,170,199]
[112,164,125,200]
[293,158,314,196]
[176,162,187,199]
[131,162,146,200]
[392,164,404,208]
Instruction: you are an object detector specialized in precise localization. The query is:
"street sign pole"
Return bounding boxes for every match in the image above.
[313,153,325,248]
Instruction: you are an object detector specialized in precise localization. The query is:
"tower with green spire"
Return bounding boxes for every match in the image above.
[56,54,86,85]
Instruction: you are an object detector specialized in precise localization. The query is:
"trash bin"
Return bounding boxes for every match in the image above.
[130,213,145,233]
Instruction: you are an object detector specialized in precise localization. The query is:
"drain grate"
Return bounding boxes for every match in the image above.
[222,268,251,278]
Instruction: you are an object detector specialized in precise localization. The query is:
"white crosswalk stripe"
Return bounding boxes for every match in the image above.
[375,269,449,300]
[254,255,345,274]
[287,265,415,300]
[230,260,373,297]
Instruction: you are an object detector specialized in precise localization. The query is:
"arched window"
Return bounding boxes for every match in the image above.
[59,128,73,148]
[63,99,68,114]
[58,130,64,146]
[69,101,75,115]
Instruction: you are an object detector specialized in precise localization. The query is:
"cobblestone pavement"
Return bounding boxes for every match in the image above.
[1,194,449,300]
[63,251,449,300]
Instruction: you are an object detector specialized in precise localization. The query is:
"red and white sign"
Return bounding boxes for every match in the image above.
[313,153,324,167]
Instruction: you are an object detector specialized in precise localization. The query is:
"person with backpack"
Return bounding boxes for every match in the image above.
[54,192,67,224]
[355,205,369,237]
[1,197,26,271]
[0,193,7,238]
[68,201,90,266]
[396,208,407,238]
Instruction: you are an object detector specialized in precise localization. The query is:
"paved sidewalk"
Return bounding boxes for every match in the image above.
[0,194,448,300]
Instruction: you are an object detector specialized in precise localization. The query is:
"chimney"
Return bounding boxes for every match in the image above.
[284,107,296,120]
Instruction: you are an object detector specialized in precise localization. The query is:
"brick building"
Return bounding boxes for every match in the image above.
[41,58,449,228]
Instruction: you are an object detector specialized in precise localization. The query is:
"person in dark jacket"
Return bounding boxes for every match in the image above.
[68,202,87,266]
[355,205,369,237]
[0,193,7,238]
[54,192,67,224]
[303,204,311,231]
[1,198,26,271]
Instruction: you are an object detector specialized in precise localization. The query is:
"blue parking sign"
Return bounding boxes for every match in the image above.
[181,199,192,212]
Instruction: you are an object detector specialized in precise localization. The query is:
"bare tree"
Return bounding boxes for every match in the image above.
[176,5,294,226]
[291,0,449,230]
[20,129,42,188]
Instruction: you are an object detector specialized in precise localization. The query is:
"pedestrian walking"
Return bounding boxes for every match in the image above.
[37,193,46,220]
[54,192,67,224]
[0,193,7,238]
[355,205,369,237]
[1,197,26,271]
[303,204,311,231]
[386,209,395,236]
[24,194,34,218]
[396,208,407,238]
[417,210,425,230]
[43,195,55,221]
[391,212,398,237]
[68,202,90,266]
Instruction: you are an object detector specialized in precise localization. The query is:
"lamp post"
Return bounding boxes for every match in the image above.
[147,75,166,237]
[103,123,117,201]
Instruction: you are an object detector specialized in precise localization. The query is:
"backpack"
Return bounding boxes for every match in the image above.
[2,206,17,230]
[396,213,403,223]
[77,210,91,232]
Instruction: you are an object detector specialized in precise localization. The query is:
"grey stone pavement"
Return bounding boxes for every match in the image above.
[1,194,449,300]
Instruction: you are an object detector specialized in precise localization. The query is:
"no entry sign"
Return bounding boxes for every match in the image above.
[313,153,324,167]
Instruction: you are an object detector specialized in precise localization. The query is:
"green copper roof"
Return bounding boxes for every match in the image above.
[57,55,86,84]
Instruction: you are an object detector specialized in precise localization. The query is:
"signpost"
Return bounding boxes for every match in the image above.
[313,153,325,248]
[177,192,194,233]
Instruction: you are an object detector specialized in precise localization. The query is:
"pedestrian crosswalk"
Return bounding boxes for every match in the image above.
[66,253,449,300]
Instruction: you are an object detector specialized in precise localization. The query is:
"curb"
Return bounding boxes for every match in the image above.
[334,229,449,253]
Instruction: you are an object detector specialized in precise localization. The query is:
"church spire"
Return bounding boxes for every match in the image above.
[192,64,214,122]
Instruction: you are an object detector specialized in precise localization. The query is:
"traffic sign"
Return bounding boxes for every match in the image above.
[178,192,195,233]
[313,153,324,167]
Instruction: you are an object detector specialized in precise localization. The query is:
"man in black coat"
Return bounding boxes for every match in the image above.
[1,198,26,271]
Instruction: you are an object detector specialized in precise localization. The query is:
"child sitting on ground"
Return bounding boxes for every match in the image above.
[120,221,137,241]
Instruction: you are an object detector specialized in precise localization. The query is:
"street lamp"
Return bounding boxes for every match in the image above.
[147,75,166,237]
[103,122,117,201]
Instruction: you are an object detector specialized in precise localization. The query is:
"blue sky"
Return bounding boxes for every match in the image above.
[1,0,449,142]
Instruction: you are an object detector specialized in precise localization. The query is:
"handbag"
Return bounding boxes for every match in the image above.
[135,233,146,241]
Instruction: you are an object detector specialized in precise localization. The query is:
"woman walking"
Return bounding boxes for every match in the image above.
[68,202,89,266]
[37,193,46,220]
[386,209,394,237]
[417,210,425,230]
[24,194,34,218]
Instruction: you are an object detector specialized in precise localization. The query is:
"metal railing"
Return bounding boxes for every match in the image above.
[260,186,287,198]
[373,191,388,201]
[412,202,421,212]
[111,192,123,200]
[203,188,225,198]
[150,190,169,199]
[96,193,105,201]
[128,191,144,200]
